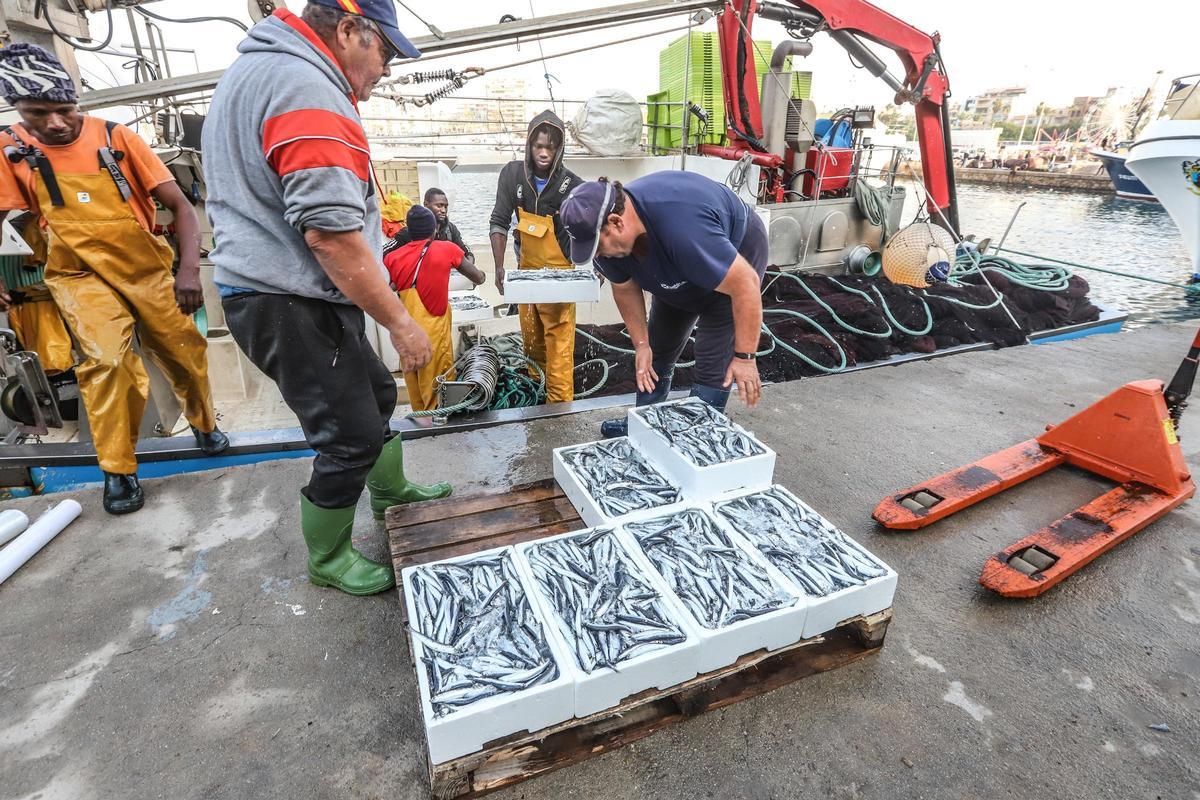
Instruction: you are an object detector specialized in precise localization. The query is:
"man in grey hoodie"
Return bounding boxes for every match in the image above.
[204,1,451,597]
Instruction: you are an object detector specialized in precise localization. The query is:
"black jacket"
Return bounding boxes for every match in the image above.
[385,218,472,260]
[488,109,581,259]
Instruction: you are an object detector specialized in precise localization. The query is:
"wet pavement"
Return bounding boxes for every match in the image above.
[1,322,1198,800]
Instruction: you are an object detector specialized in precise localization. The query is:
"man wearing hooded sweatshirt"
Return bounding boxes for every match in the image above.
[489,111,582,403]
[204,1,451,597]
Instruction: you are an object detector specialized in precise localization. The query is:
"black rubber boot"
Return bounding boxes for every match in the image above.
[191,426,231,456]
[103,472,144,515]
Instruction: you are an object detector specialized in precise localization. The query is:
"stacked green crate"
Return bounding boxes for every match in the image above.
[654,32,721,149]
[790,69,813,100]
[650,31,813,151]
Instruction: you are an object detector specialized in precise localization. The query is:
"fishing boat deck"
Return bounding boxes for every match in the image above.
[2,322,1199,799]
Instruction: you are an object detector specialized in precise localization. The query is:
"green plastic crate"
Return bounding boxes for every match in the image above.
[650,31,813,151]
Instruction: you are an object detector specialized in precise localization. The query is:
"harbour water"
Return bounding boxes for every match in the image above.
[442,166,1196,328]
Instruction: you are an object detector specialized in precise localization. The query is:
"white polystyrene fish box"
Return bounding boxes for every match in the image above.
[627,398,775,499]
[503,268,601,304]
[709,485,896,638]
[618,506,808,674]
[516,527,702,717]
[448,291,494,323]
[401,545,575,764]
[552,436,684,527]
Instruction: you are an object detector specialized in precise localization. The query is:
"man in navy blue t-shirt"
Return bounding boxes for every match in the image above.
[560,172,767,437]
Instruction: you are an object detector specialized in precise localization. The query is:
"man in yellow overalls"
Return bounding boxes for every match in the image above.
[488,110,582,403]
[0,44,227,514]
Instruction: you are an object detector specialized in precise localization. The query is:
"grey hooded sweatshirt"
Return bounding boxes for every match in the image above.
[203,9,382,302]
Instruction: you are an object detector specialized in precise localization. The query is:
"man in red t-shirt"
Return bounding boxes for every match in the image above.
[384,205,485,410]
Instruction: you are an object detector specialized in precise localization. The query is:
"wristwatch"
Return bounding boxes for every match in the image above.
[733,352,756,361]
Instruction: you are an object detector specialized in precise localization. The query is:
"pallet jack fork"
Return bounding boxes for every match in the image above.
[873,327,1200,598]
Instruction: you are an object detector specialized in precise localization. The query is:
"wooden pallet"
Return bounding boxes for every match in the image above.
[387,479,893,799]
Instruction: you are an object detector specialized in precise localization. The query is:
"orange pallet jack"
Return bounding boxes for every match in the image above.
[873,327,1200,598]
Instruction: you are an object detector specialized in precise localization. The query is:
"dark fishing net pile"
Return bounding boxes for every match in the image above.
[573,270,1099,397]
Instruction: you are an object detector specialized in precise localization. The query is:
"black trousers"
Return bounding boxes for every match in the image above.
[647,293,737,394]
[223,293,396,509]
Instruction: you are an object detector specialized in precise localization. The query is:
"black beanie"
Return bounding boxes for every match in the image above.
[406,205,437,240]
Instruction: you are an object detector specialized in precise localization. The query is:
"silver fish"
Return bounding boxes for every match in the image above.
[714,487,886,598]
[408,551,560,718]
[526,528,688,674]
[625,508,796,630]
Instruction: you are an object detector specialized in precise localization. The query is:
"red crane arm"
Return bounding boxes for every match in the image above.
[712,0,958,229]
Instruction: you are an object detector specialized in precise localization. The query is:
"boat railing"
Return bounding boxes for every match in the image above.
[1162,73,1200,121]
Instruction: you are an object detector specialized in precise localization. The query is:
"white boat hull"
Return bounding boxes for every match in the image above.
[1125,120,1200,274]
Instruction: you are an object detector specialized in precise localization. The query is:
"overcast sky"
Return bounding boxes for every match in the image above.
[78,0,1192,115]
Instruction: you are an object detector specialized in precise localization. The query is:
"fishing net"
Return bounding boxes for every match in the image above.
[572,265,1100,399]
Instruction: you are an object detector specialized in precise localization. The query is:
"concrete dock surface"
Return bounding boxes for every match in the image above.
[2,322,1198,800]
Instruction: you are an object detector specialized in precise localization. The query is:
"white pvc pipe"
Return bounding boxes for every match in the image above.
[0,509,29,547]
[0,500,83,586]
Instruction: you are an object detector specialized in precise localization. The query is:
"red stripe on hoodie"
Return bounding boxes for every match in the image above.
[263,108,370,180]
[262,115,369,181]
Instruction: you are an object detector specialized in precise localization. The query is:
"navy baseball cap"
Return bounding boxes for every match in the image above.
[560,180,618,266]
[310,0,422,60]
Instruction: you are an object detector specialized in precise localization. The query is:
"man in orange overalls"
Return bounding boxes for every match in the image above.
[0,44,227,514]
[488,110,582,403]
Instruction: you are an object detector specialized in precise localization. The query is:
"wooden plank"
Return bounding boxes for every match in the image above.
[429,609,892,799]
[398,496,580,557]
[386,479,562,531]
[396,520,585,570]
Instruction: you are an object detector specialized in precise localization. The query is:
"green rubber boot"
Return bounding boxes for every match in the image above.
[300,493,395,595]
[365,435,452,520]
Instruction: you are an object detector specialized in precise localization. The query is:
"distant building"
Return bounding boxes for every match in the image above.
[950,128,1002,153]
[967,87,1032,126]
[1042,89,1117,130]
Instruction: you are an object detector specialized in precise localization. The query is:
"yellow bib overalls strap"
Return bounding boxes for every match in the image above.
[397,239,454,412]
[515,207,575,403]
[16,122,216,474]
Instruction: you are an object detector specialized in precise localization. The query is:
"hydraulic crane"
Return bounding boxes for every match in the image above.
[702,0,959,233]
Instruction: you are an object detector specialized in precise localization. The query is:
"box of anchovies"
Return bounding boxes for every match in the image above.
[628,398,776,500]
[617,506,809,674]
[447,291,495,323]
[515,526,703,717]
[401,544,575,763]
[709,485,897,638]
[552,436,685,527]
[502,268,601,304]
